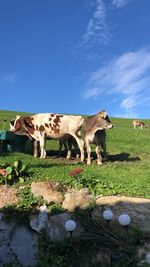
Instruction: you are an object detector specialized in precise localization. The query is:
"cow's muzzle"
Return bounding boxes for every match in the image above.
[107,124,113,129]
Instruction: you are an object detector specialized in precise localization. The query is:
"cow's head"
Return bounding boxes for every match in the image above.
[10,116,35,136]
[10,116,23,132]
[97,110,113,129]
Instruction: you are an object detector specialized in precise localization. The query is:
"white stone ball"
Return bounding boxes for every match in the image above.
[103,209,113,221]
[118,214,131,226]
[65,220,76,232]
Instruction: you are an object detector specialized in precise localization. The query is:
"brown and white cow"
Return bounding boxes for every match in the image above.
[83,110,113,165]
[10,113,85,161]
[132,120,145,130]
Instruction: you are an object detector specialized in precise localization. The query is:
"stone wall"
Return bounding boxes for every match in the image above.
[1,183,150,266]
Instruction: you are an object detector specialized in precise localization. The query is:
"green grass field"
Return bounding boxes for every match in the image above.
[0,109,150,198]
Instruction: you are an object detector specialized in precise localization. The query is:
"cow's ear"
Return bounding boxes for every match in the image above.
[16,115,21,120]
[99,110,107,119]
[23,119,33,128]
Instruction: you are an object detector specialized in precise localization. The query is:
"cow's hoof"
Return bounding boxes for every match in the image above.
[97,162,103,165]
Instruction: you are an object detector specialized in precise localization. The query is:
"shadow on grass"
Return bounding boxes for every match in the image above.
[0,150,141,166]
[108,153,141,162]
[46,149,78,159]
[46,150,141,163]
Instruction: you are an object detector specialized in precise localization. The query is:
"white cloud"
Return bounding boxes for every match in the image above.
[112,0,130,8]
[83,48,150,113]
[81,0,111,46]
[0,73,17,83]
[121,95,139,109]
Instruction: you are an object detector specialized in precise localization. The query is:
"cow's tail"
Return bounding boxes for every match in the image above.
[76,129,82,138]
[75,117,84,138]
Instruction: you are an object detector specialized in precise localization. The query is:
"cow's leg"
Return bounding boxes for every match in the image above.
[66,140,72,160]
[58,140,63,157]
[95,145,103,165]
[74,142,80,159]
[39,135,46,159]
[59,139,68,157]
[101,142,107,161]
[33,140,39,158]
[70,134,84,162]
[67,137,80,159]
[63,140,68,155]
[85,139,91,165]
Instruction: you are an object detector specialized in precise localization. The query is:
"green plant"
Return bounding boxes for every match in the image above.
[17,186,44,210]
[139,264,150,267]
[36,230,106,267]
[69,172,100,195]
[48,203,65,215]
[75,210,139,267]
[37,230,74,267]
[0,160,29,184]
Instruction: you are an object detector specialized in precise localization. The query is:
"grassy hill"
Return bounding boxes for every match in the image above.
[0,109,150,198]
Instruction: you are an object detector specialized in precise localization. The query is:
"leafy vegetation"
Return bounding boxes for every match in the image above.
[0,160,29,184]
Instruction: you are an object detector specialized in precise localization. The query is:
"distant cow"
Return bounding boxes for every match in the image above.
[83,111,113,165]
[132,120,145,130]
[10,113,85,162]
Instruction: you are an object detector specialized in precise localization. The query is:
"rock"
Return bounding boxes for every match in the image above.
[0,220,18,265]
[0,185,18,208]
[31,181,63,204]
[62,188,94,211]
[30,204,49,234]
[47,212,71,241]
[10,226,38,267]
[47,212,83,241]
[95,196,150,233]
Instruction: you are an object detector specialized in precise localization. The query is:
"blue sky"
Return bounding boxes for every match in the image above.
[1,0,150,118]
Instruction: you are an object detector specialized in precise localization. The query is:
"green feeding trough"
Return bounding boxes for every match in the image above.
[0,130,29,153]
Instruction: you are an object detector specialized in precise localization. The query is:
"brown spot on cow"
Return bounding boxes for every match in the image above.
[45,123,49,128]
[52,115,62,133]
[27,127,35,135]
[53,118,59,124]
[54,128,60,134]
[49,123,54,131]
[39,125,45,132]
[51,114,55,117]
[15,119,22,132]
[49,117,52,121]
[23,117,35,135]
[36,125,39,130]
